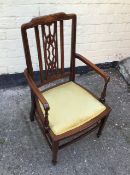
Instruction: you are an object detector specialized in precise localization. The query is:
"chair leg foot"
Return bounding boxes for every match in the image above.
[97,132,101,138]
[97,115,109,138]
[30,90,36,122]
[52,160,57,165]
[52,141,59,165]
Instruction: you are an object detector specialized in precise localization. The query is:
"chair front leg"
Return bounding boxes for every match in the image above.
[52,141,59,165]
[100,78,110,103]
[97,114,109,138]
[30,90,36,121]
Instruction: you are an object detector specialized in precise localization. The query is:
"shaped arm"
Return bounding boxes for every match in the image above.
[75,53,110,102]
[24,69,50,129]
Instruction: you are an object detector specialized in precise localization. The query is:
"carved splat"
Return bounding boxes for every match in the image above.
[21,13,77,84]
[41,22,58,78]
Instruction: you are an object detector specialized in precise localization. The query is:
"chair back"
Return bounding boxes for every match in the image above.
[21,12,77,85]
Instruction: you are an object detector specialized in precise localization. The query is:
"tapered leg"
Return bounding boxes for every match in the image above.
[97,115,109,138]
[52,141,59,165]
[30,90,36,122]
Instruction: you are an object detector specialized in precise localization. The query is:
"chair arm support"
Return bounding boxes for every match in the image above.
[75,53,110,102]
[24,69,50,130]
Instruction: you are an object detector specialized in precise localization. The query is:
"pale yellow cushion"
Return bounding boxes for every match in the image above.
[39,82,106,135]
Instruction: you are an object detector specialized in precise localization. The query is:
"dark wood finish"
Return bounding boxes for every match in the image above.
[60,20,64,74]
[21,12,111,164]
[34,26,44,83]
[52,141,59,165]
[59,124,99,149]
[97,114,109,138]
[41,22,59,79]
[75,53,110,102]
[30,90,36,121]
[70,14,76,81]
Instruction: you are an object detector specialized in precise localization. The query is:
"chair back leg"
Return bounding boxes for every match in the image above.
[30,90,36,121]
[97,114,109,138]
[52,141,59,165]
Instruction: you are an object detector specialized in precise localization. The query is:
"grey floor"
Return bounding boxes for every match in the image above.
[119,57,130,85]
[0,68,130,175]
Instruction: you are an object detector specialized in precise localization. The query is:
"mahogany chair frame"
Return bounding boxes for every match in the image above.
[21,12,111,165]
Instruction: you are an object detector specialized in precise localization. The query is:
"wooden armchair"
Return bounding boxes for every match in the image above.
[21,12,111,165]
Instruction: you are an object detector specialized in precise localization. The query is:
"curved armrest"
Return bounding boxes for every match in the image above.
[24,69,50,130]
[24,69,50,110]
[75,53,110,82]
[75,53,110,102]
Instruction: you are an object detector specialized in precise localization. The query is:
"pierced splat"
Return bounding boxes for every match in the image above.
[21,13,76,85]
[41,22,59,78]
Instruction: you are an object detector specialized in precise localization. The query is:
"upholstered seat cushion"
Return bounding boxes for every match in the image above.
[39,82,106,135]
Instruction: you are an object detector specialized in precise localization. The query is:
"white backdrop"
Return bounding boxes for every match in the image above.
[0,0,130,74]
